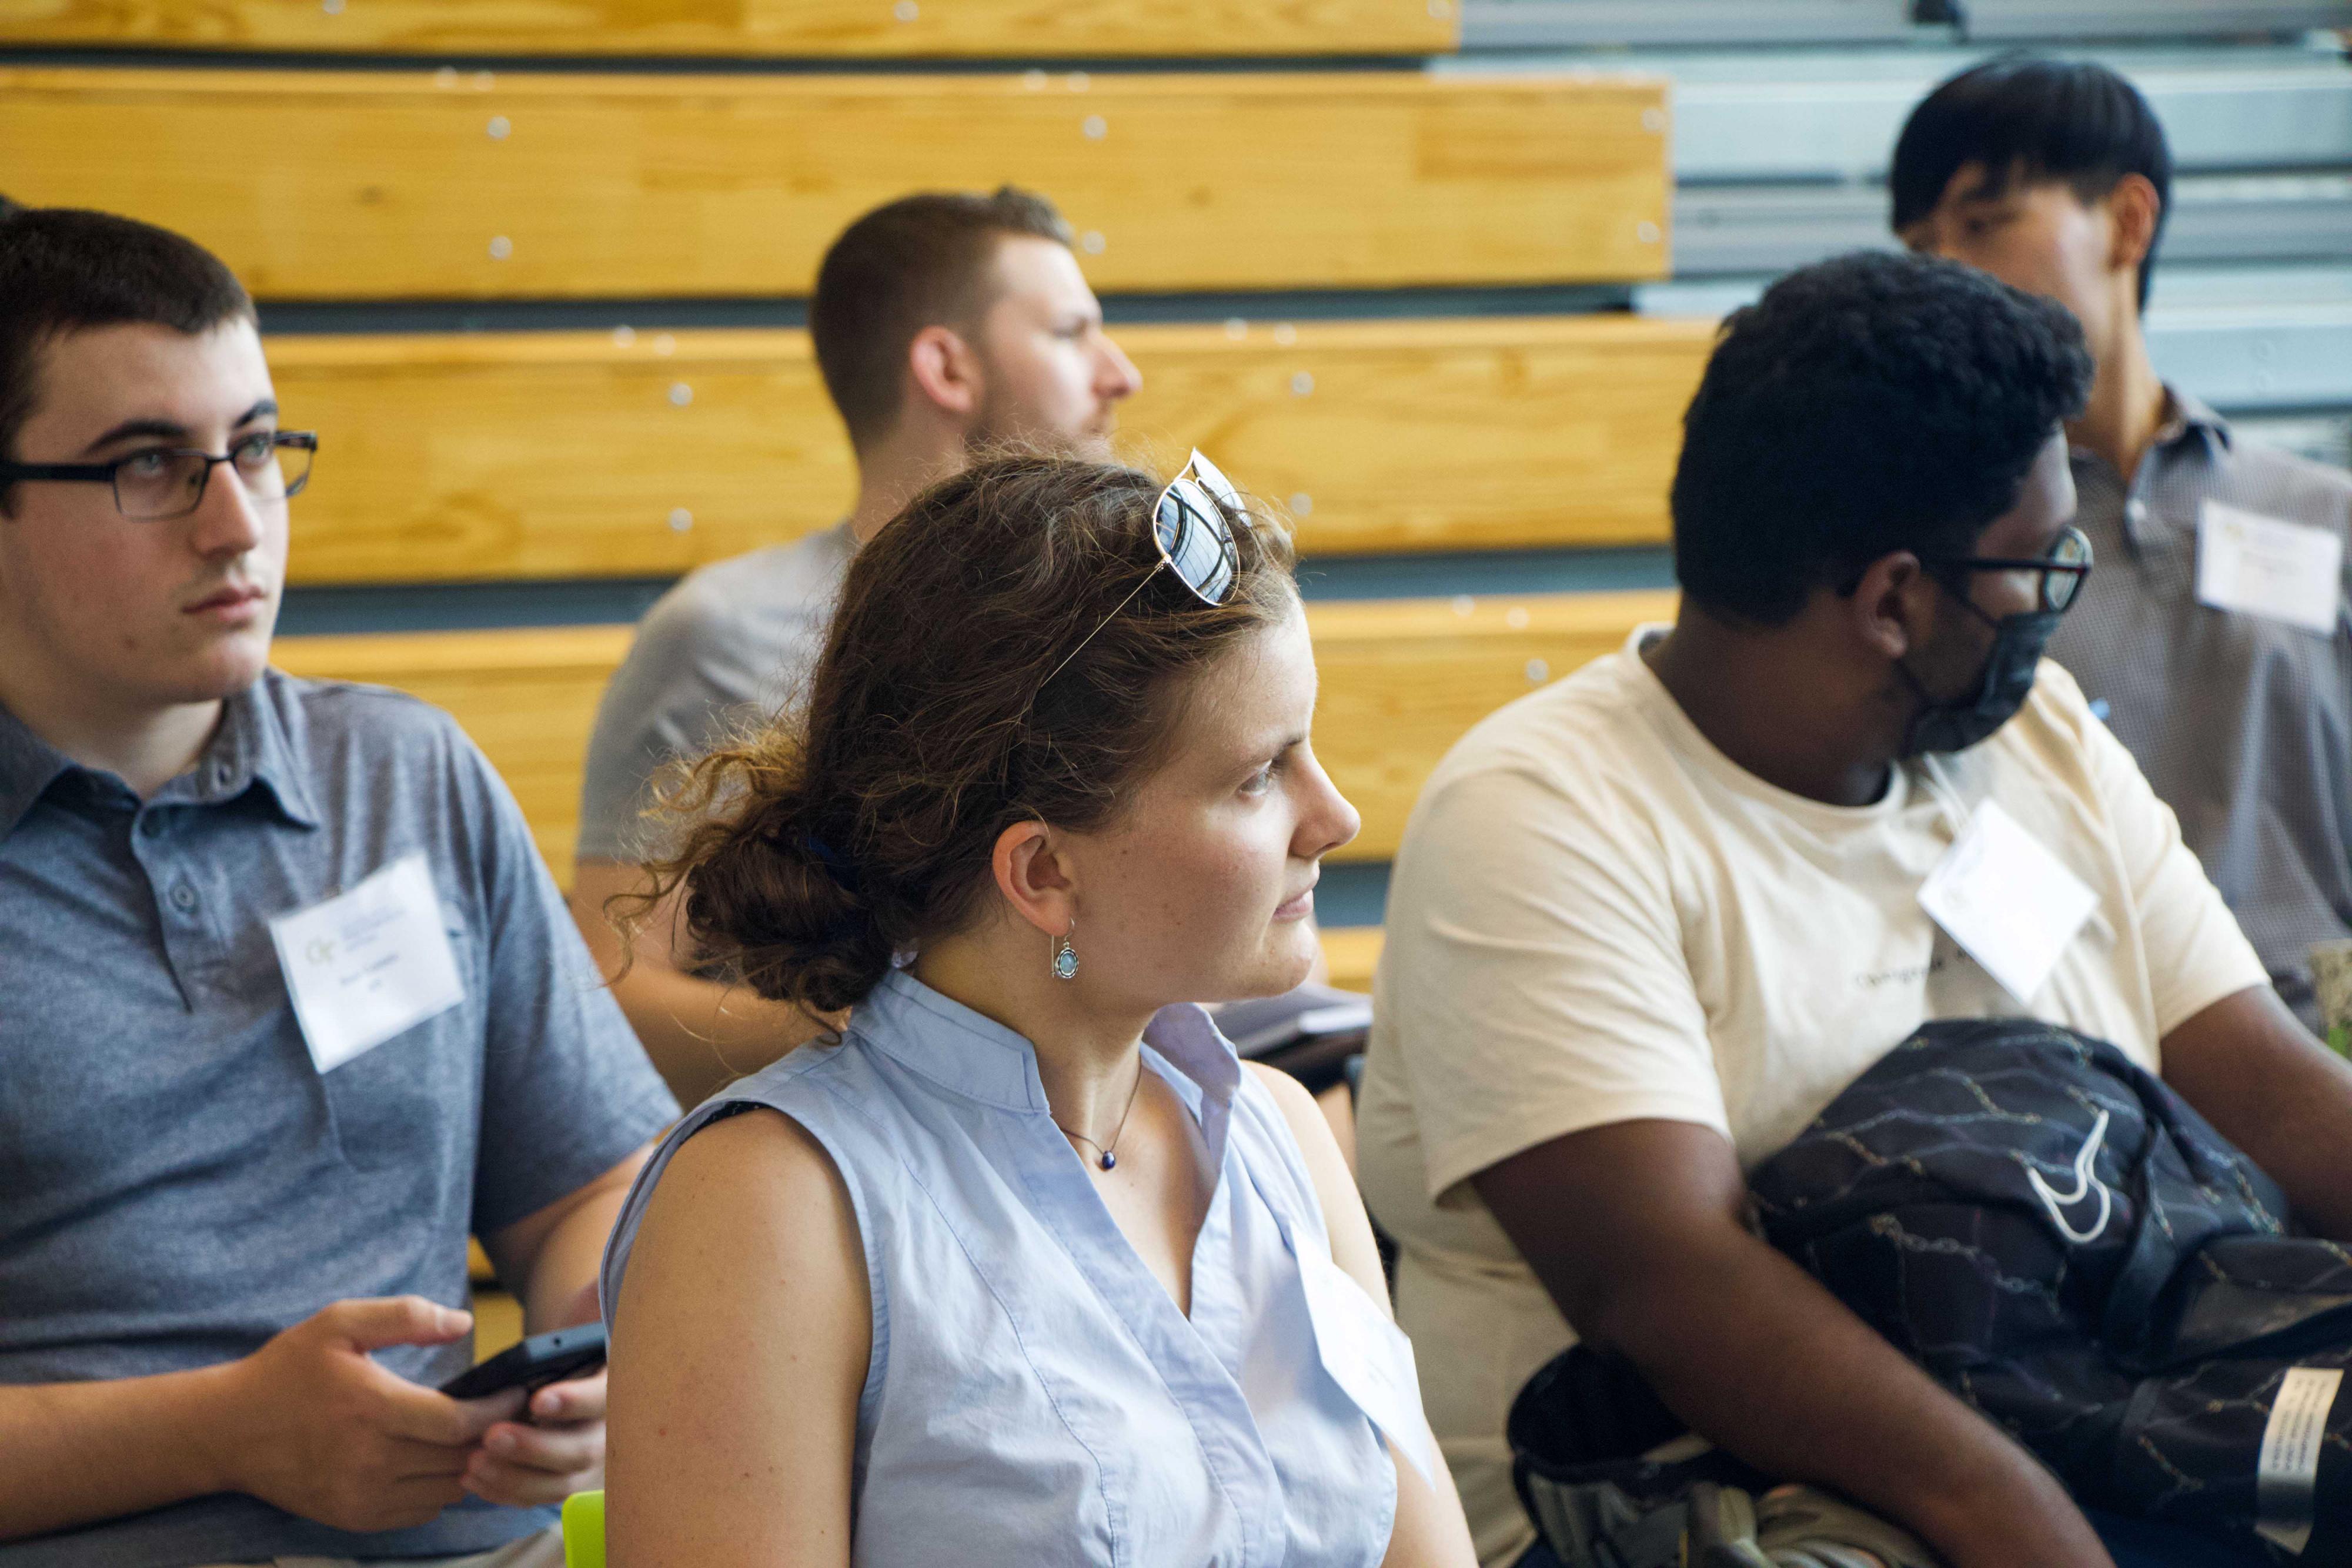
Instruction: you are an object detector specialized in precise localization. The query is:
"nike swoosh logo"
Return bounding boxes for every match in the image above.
[2027,1108,2114,1245]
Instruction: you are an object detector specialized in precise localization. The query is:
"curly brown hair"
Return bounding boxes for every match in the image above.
[627,451,1298,1017]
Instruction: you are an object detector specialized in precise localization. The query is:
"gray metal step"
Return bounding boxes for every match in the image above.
[1633,263,2352,414]
[1459,0,2352,48]
[1961,1,2352,42]
[1674,172,2352,275]
[1440,44,2352,180]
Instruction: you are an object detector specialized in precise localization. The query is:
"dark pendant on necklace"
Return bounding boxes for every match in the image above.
[1099,1151,1117,1171]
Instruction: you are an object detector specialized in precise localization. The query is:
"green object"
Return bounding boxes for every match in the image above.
[562,1488,606,1568]
[2330,1023,2350,1059]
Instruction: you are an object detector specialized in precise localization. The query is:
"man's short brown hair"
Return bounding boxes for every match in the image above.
[809,187,1074,451]
[0,208,255,506]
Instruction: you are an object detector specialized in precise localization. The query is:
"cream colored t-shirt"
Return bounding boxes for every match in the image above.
[1355,627,2268,1568]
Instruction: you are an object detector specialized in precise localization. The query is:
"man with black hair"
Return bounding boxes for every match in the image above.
[1894,55,2352,1029]
[0,208,677,1564]
[570,186,1142,1104]
[1359,252,2350,1568]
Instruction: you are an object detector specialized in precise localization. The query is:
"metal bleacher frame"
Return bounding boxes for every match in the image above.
[1447,9,2352,472]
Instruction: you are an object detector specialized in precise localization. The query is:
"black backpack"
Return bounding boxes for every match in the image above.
[1750,1018,2352,1560]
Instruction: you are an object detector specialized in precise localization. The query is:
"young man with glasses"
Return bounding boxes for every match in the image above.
[0,209,677,1565]
[570,186,1144,1105]
[1893,56,2352,1031]
[1358,253,2350,1568]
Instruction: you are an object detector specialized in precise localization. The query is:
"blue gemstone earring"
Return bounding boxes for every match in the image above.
[1051,925,1079,981]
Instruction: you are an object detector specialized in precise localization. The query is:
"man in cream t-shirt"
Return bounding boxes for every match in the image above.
[1359,255,2352,1568]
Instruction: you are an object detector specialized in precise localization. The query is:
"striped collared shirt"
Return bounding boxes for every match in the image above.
[2048,388,2352,1029]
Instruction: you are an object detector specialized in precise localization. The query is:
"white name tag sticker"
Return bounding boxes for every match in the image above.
[2198,500,2343,635]
[1918,801,2097,1005]
[1295,1247,1438,1486]
[269,855,466,1073]
[2258,1365,2343,1556]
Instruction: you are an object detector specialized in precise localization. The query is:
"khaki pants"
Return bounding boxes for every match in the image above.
[198,1523,563,1568]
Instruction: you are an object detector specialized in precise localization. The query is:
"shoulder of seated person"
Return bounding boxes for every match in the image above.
[1242,1057,1319,1118]
[2228,433,2352,510]
[666,1101,846,1206]
[269,666,477,759]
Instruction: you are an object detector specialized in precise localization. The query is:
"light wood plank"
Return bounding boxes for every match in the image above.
[268,590,1672,886]
[1319,925,1383,992]
[0,0,1458,58]
[265,318,1709,583]
[1309,589,1672,859]
[0,67,1669,299]
[272,626,633,887]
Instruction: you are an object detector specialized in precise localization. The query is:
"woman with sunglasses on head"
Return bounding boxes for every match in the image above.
[599,453,1476,1567]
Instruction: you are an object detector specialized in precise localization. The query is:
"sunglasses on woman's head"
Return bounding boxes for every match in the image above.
[1036,452,1255,694]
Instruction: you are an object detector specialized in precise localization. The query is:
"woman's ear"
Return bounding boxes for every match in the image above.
[991,820,1077,938]
[907,324,983,420]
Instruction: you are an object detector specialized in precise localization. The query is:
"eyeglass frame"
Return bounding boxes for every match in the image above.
[1921,523,2094,614]
[0,430,318,521]
[1034,450,1254,695]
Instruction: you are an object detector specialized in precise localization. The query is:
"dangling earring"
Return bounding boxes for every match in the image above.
[1051,924,1079,982]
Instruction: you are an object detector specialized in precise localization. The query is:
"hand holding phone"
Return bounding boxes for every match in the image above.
[439,1322,607,1401]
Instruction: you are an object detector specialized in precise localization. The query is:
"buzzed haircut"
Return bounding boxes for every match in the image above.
[1890,55,2174,312]
[0,208,254,478]
[809,187,1075,452]
[1671,251,2092,626]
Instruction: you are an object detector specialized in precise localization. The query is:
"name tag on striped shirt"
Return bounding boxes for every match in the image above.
[2197,500,2343,636]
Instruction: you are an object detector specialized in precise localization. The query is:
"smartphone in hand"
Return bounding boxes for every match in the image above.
[439,1322,607,1402]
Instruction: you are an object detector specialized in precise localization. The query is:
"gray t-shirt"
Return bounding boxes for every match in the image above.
[0,671,679,1568]
[2049,389,2352,1028]
[576,523,855,865]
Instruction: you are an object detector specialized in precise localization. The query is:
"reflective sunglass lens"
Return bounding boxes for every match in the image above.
[1156,480,1236,604]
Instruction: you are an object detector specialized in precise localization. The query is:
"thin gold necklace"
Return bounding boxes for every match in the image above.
[1055,1063,1144,1171]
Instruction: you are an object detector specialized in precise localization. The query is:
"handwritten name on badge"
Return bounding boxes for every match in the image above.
[1917,800,2096,1005]
[2197,500,2343,635]
[269,854,465,1073]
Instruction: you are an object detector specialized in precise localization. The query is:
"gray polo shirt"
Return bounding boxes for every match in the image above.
[0,670,677,1568]
[2049,389,2352,1029]
[576,523,854,864]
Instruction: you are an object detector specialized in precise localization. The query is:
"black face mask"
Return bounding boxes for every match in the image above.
[1896,593,2064,757]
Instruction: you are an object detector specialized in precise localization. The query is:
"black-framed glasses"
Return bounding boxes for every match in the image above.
[0,431,317,521]
[1037,450,1252,691]
[1926,524,2094,614]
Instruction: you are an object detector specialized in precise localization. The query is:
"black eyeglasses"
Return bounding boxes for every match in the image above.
[1037,450,1252,691]
[1925,524,2094,613]
[0,431,317,521]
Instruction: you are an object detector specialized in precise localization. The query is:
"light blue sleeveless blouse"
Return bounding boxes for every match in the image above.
[601,969,1408,1568]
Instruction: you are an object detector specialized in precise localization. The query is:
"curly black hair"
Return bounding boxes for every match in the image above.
[1670,250,2092,627]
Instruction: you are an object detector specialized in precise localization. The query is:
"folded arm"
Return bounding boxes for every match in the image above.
[2160,983,2352,1240]
[1473,1117,2114,1568]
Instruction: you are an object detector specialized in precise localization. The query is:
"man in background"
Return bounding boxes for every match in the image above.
[1895,56,2352,1029]
[570,186,1142,1104]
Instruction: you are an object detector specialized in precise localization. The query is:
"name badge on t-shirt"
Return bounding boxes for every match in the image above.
[1295,1245,1439,1486]
[1917,801,2097,1005]
[2197,500,2343,635]
[268,854,466,1072]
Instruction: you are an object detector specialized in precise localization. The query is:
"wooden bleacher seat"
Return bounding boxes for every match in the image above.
[269,589,1675,889]
[0,0,1459,58]
[1318,927,1385,994]
[0,66,1669,299]
[266,320,1712,584]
